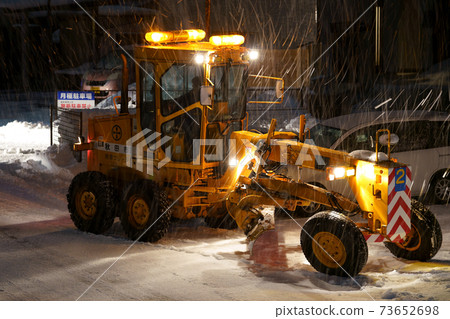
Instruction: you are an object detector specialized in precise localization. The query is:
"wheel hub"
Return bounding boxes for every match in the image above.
[312,232,347,268]
[78,191,97,220]
[396,224,421,251]
[130,197,150,228]
[435,178,450,201]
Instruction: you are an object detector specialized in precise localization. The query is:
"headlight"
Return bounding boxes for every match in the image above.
[327,166,356,181]
[229,157,238,167]
[194,54,205,64]
[249,50,259,60]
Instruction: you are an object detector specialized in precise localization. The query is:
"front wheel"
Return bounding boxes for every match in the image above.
[120,181,172,242]
[384,200,442,261]
[301,211,368,277]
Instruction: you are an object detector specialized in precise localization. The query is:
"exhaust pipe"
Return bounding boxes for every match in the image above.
[120,53,129,114]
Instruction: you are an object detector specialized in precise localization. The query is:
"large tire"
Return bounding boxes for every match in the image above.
[67,171,116,234]
[431,174,450,204]
[384,200,442,261]
[120,181,172,242]
[301,211,368,277]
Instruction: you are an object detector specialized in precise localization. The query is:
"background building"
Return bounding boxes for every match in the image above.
[0,0,448,117]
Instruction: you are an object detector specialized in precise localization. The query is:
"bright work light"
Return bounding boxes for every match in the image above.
[195,54,205,64]
[249,50,259,60]
[327,166,356,181]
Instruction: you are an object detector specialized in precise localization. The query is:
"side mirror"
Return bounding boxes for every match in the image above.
[200,86,213,106]
[275,79,284,99]
[379,133,399,146]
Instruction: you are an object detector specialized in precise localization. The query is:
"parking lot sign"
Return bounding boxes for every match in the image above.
[57,91,95,109]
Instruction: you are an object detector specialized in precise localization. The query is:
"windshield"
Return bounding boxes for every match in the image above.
[208,64,247,122]
[307,124,345,148]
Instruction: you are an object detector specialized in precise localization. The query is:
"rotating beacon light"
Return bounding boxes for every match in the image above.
[145,29,206,43]
[209,34,245,46]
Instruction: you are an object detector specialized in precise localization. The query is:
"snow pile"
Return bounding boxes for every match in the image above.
[0,120,82,185]
[0,120,84,228]
[0,121,50,155]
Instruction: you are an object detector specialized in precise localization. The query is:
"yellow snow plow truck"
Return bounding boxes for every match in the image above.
[68,29,442,277]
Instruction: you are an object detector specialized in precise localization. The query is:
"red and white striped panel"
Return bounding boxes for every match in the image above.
[364,234,385,243]
[386,166,412,243]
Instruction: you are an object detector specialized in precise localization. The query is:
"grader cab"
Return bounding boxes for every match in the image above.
[68,29,442,277]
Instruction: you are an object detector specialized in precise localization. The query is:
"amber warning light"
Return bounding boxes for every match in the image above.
[145,29,206,43]
[209,34,245,46]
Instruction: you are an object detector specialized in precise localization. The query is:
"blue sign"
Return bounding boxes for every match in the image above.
[57,91,95,109]
[394,167,407,192]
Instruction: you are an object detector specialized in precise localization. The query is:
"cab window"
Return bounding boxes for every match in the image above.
[140,62,155,131]
[161,108,202,163]
[161,64,202,116]
[208,64,247,122]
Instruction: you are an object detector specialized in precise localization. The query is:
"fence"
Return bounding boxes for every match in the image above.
[55,108,83,146]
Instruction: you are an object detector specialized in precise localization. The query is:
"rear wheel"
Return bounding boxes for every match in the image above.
[385,200,442,261]
[120,181,172,242]
[301,211,368,277]
[67,171,116,234]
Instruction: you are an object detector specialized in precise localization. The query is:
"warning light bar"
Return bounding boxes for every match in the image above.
[145,29,206,43]
[209,34,245,46]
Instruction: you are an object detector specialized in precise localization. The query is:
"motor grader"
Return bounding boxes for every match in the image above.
[68,29,442,277]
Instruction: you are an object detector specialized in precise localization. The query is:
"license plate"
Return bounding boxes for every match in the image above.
[91,86,100,94]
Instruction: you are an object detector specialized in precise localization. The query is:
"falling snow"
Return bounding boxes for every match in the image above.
[0,0,449,304]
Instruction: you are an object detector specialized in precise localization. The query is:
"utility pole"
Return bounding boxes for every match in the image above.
[205,0,210,38]
[375,0,384,72]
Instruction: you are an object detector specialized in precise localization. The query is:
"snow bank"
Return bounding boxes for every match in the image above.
[0,121,50,154]
[0,120,83,181]
[0,120,84,227]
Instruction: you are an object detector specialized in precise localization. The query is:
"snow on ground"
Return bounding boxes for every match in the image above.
[0,121,449,301]
[1,121,51,159]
